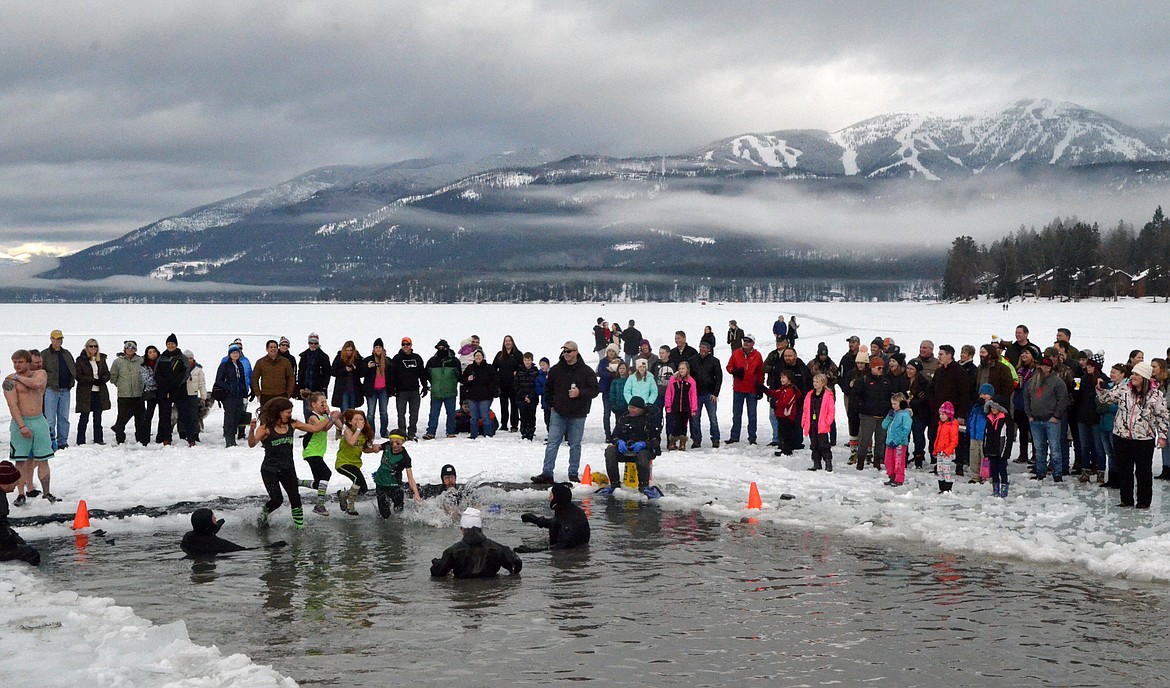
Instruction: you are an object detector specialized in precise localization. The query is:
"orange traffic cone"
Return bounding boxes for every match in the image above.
[746,482,762,509]
[581,464,593,486]
[72,499,91,530]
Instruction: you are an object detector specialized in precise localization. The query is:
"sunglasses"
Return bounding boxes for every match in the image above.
[86,344,98,349]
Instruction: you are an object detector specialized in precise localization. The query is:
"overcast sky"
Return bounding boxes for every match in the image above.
[2,1,1169,255]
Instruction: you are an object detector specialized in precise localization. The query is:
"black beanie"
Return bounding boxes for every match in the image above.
[551,482,573,507]
[436,339,450,350]
[373,337,384,349]
[440,463,456,478]
[166,333,178,345]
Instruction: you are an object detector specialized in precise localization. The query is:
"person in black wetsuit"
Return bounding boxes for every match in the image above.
[430,507,523,578]
[0,460,40,565]
[180,508,247,556]
[419,463,461,500]
[180,507,287,557]
[518,482,590,551]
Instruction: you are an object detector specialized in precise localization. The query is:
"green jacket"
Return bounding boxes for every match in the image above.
[109,353,145,398]
[426,351,461,400]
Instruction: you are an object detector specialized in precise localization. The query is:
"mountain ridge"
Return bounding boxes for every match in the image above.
[40,99,1170,292]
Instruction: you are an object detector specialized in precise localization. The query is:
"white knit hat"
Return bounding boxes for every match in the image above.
[460,507,483,529]
[1133,361,1154,380]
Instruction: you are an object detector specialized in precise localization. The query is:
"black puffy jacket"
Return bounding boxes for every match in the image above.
[851,372,894,417]
[461,361,499,401]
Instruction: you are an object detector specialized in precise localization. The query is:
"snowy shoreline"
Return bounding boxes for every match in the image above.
[3,300,1170,684]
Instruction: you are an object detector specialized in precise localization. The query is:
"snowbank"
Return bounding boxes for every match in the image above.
[0,566,298,688]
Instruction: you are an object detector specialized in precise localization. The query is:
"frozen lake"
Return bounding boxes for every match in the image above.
[2,299,1169,686]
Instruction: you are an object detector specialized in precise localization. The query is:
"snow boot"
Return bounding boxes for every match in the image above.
[999,483,1009,498]
[824,458,833,472]
[345,486,360,515]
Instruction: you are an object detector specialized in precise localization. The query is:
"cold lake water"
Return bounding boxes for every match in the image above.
[37,492,1170,687]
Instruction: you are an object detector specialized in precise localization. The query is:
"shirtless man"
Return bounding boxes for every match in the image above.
[5,350,56,505]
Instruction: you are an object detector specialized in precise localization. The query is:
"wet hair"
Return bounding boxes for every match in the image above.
[10,349,30,362]
[259,397,294,429]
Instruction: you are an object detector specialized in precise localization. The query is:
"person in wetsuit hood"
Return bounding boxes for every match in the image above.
[0,460,40,566]
[180,508,247,556]
[519,482,590,551]
[430,507,523,578]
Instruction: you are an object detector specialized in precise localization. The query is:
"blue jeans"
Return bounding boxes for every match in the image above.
[468,400,494,438]
[1077,422,1106,473]
[542,410,586,479]
[1161,441,1170,471]
[1101,429,1114,475]
[1030,419,1063,478]
[427,397,457,436]
[601,389,614,440]
[339,391,359,415]
[730,391,757,442]
[44,387,71,448]
[769,413,780,444]
[366,389,390,437]
[689,394,720,442]
[911,417,928,457]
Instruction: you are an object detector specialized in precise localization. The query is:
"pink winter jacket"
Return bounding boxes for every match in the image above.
[801,388,836,436]
[664,375,698,417]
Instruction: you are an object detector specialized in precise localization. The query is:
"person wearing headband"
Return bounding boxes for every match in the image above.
[373,429,422,517]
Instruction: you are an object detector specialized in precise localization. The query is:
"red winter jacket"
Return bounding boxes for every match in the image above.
[764,385,800,421]
[726,347,765,394]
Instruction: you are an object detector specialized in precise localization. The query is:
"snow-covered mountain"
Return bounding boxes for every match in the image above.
[699,98,1170,179]
[39,99,1170,292]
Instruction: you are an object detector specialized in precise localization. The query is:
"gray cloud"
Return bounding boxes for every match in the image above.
[2,1,1168,252]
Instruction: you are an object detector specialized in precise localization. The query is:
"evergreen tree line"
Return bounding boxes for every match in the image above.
[942,206,1170,300]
